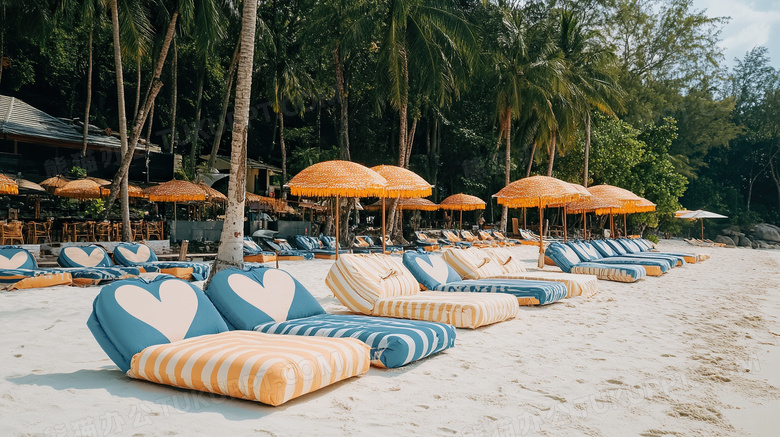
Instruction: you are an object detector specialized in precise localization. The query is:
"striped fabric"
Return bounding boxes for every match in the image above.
[256,314,456,368]
[403,252,567,306]
[113,243,210,281]
[56,245,141,283]
[49,266,140,285]
[372,291,517,329]
[545,242,646,283]
[627,238,701,264]
[480,247,599,298]
[566,242,671,275]
[441,248,504,280]
[128,331,370,406]
[326,254,517,329]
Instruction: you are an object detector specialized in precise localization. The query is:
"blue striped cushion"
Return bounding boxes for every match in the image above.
[255,313,456,368]
[402,252,464,289]
[113,243,210,280]
[571,263,646,282]
[584,256,672,272]
[432,279,567,305]
[50,266,140,283]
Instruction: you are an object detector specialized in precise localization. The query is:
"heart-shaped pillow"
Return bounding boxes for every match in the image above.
[63,246,107,267]
[0,251,32,269]
[114,279,199,342]
[414,256,452,286]
[227,270,296,323]
[117,245,153,263]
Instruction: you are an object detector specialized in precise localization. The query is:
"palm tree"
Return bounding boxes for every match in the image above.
[554,9,623,184]
[257,0,315,184]
[310,0,376,160]
[209,0,258,281]
[489,7,565,230]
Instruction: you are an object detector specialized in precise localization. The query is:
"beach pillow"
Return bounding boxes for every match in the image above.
[113,243,210,281]
[403,251,463,290]
[441,247,504,280]
[87,276,369,406]
[59,245,114,268]
[206,267,456,368]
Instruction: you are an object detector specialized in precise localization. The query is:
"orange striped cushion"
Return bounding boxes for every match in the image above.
[128,331,370,406]
[326,254,419,314]
[373,291,517,329]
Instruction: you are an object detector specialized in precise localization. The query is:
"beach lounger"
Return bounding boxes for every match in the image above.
[351,236,379,253]
[295,235,347,259]
[439,230,471,247]
[113,242,211,281]
[320,236,352,255]
[205,266,456,368]
[403,251,567,306]
[545,242,646,282]
[564,241,672,276]
[488,230,521,246]
[374,236,404,253]
[87,276,369,406]
[414,232,441,251]
[242,238,277,263]
[0,246,73,290]
[459,230,494,247]
[601,239,686,266]
[326,254,517,329]
[262,238,312,260]
[56,245,141,285]
[624,238,707,263]
[441,247,599,298]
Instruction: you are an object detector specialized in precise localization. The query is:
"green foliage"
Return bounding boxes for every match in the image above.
[85,199,104,218]
[69,166,87,179]
[645,234,658,244]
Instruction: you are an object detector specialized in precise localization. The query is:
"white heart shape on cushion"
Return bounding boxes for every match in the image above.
[114,280,199,342]
[63,246,106,267]
[118,245,152,263]
[414,256,451,285]
[227,270,296,323]
[0,252,31,269]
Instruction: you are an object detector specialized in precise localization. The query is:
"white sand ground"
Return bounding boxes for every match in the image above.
[1,240,779,436]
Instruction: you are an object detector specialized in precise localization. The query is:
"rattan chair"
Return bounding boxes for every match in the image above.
[26,221,52,244]
[94,222,113,241]
[2,222,25,245]
[73,222,95,242]
[145,221,164,240]
[131,221,144,241]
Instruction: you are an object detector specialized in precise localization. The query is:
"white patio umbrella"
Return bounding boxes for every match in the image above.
[678,209,728,239]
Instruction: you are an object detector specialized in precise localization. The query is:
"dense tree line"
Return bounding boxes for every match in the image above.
[0,0,778,240]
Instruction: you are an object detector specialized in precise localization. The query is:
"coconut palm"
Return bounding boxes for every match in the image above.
[209,0,258,280]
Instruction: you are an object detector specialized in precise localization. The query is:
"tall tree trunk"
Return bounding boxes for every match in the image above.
[500,107,511,232]
[333,45,350,160]
[583,112,591,187]
[169,36,178,153]
[526,140,537,177]
[388,46,410,242]
[771,158,780,215]
[280,112,287,184]
[81,25,93,157]
[146,102,155,146]
[404,117,418,167]
[208,0,257,282]
[208,37,241,170]
[0,29,5,85]
[103,11,178,213]
[108,0,131,240]
[546,133,556,176]
[189,60,206,171]
[134,57,142,121]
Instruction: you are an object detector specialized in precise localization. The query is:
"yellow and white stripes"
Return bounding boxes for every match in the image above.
[441,248,504,280]
[373,291,517,329]
[571,265,636,283]
[128,331,370,406]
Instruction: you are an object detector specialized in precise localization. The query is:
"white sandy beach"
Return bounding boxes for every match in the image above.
[1,240,779,436]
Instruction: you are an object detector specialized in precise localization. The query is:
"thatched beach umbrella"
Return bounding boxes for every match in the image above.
[54,178,103,199]
[99,184,146,198]
[0,173,19,195]
[370,165,433,252]
[587,185,643,237]
[197,182,227,203]
[40,175,70,194]
[548,183,594,241]
[494,176,581,267]
[439,193,486,230]
[143,180,206,221]
[286,160,387,259]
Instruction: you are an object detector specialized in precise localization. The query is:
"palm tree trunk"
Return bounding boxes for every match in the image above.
[583,112,591,187]
[0,28,5,85]
[209,0,258,282]
[208,37,241,170]
[397,46,409,169]
[169,36,178,153]
[333,45,350,160]
[280,112,287,183]
[189,60,206,170]
[526,140,537,177]
[546,133,556,176]
[404,117,418,167]
[146,102,154,146]
[103,11,179,214]
[500,108,511,232]
[81,25,93,157]
[134,57,142,121]
[108,0,131,241]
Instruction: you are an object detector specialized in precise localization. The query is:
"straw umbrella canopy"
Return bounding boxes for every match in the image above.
[99,184,146,198]
[366,197,439,211]
[197,182,227,203]
[54,178,104,199]
[439,193,486,230]
[143,180,206,221]
[587,184,643,237]
[87,177,112,186]
[0,173,19,195]
[370,165,433,253]
[494,176,582,267]
[678,209,727,240]
[40,175,70,193]
[286,160,387,259]
[547,183,594,242]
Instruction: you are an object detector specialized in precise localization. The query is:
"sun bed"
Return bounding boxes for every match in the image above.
[262,238,312,260]
[459,230,494,247]
[374,236,404,253]
[403,252,567,306]
[56,245,141,285]
[0,246,73,290]
[545,242,646,283]
[414,232,441,251]
[439,230,472,248]
[112,242,211,281]
[593,239,686,267]
[352,236,381,253]
[488,230,521,245]
[564,241,671,276]
[295,235,347,259]
[326,254,517,329]
[442,247,599,298]
[621,238,706,263]
[87,275,369,406]
[242,238,277,263]
[204,266,456,368]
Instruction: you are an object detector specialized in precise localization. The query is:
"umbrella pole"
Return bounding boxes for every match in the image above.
[459,210,463,230]
[563,205,568,242]
[610,211,614,238]
[701,219,704,240]
[382,196,386,253]
[538,204,545,269]
[624,214,627,237]
[583,212,587,240]
[523,208,526,231]
[335,195,340,261]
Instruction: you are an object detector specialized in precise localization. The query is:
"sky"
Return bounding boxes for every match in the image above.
[691,0,780,69]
